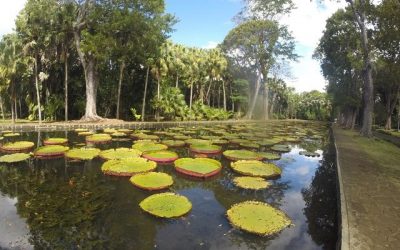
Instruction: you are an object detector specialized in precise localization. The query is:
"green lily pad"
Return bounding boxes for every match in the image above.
[103,128,118,134]
[111,132,127,137]
[258,138,283,146]
[173,134,190,140]
[65,148,101,160]
[43,138,68,145]
[86,133,112,144]
[78,131,94,136]
[0,153,31,163]
[34,145,69,158]
[161,140,185,147]
[271,144,291,152]
[190,144,222,154]
[257,152,281,160]
[130,172,173,190]
[0,141,35,152]
[142,150,178,163]
[101,158,157,176]
[227,201,292,236]
[3,132,20,137]
[118,129,133,134]
[211,139,229,145]
[233,176,270,190]
[132,133,159,140]
[223,150,263,161]
[185,139,210,145]
[139,192,192,218]
[99,148,142,160]
[75,128,88,132]
[240,142,260,149]
[230,160,282,178]
[132,142,168,153]
[174,158,222,178]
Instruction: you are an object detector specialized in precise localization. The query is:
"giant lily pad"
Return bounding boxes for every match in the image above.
[132,133,159,141]
[34,145,69,159]
[161,140,185,148]
[66,148,101,160]
[86,133,112,144]
[0,153,30,163]
[190,144,221,154]
[226,201,292,236]
[3,132,20,137]
[139,192,192,218]
[184,139,210,145]
[231,160,281,178]
[233,176,270,190]
[130,172,173,190]
[223,150,263,161]
[174,158,222,178]
[99,148,142,160]
[142,150,178,163]
[271,144,291,153]
[78,131,94,136]
[43,138,68,145]
[101,158,157,176]
[240,142,260,149]
[132,142,168,153]
[257,152,281,160]
[0,141,34,152]
[103,128,118,134]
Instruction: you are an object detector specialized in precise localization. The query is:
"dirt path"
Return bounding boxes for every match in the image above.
[333,126,400,250]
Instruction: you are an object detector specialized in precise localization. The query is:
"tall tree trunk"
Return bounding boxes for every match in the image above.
[384,89,399,130]
[246,73,262,119]
[199,85,204,104]
[190,82,193,109]
[34,57,42,124]
[116,60,126,119]
[222,80,227,111]
[348,0,373,137]
[156,77,160,122]
[64,52,68,121]
[263,83,269,120]
[206,81,213,105]
[230,81,234,111]
[175,74,179,88]
[14,99,18,120]
[141,66,150,122]
[11,102,14,124]
[217,86,221,108]
[270,93,277,116]
[0,95,4,121]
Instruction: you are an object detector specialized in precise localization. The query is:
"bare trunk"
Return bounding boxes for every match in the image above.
[246,73,262,119]
[351,108,357,130]
[0,95,4,120]
[217,86,221,108]
[156,77,160,122]
[175,74,179,88]
[263,84,269,121]
[14,99,17,120]
[11,102,15,124]
[206,81,213,105]
[190,82,193,109]
[34,57,42,124]
[64,53,68,121]
[199,84,204,104]
[116,60,125,119]
[141,66,150,122]
[384,88,399,130]
[230,81,234,111]
[270,93,277,115]
[222,80,227,111]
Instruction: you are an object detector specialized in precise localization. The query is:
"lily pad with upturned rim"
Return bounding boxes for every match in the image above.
[226,201,292,236]
[223,150,263,161]
[139,192,192,218]
[99,148,142,160]
[174,158,222,178]
[3,133,20,137]
[101,158,157,176]
[0,141,34,152]
[34,145,69,159]
[43,138,68,145]
[233,176,271,190]
[66,148,101,160]
[190,144,222,154]
[78,131,94,136]
[230,160,282,178]
[130,172,173,190]
[142,150,178,163]
[86,134,112,144]
[132,142,168,153]
[131,133,159,141]
[161,140,185,148]
[257,152,281,160]
[271,144,291,152]
[0,153,31,163]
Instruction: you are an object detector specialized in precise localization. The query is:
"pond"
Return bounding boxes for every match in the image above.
[0,121,338,250]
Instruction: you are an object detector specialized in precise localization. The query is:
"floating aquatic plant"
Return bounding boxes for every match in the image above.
[227,201,292,236]
[65,148,101,160]
[74,128,88,132]
[257,152,281,160]
[233,176,270,190]
[43,138,68,145]
[130,172,173,190]
[132,142,168,153]
[174,158,222,178]
[190,144,222,154]
[223,150,263,161]
[139,192,192,218]
[161,140,185,147]
[103,128,118,134]
[101,158,157,176]
[111,132,127,137]
[240,142,260,149]
[132,133,159,141]
[34,145,69,158]
[142,150,178,163]
[0,153,31,163]
[3,132,20,137]
[0,141,34,152]
[230,160,281,178]
[184,139,210,145]
[78,131,94,136]
[271,144,291,153]
[99,148,142,160]
[86,133,112,144]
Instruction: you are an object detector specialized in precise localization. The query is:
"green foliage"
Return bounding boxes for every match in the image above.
[130,108,142,121]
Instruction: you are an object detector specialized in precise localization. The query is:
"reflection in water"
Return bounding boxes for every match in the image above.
[0,123,338,249]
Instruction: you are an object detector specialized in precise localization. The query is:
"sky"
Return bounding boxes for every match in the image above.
[0,0,346,93]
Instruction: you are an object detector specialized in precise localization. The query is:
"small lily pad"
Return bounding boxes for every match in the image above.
[0,141,34,152]
[142,150,178,163]
[0,153,31,163]
[174,158,222,178]
[227,201,292,236]
[223,150,263,161]
[130,172,173,190]
[230,160,281,178]
[43,138,68,145]
[139,192,192,218]
[66,148,101,160]
[233,176,270,190]
[99,148,142,160]
[101,158,157,176]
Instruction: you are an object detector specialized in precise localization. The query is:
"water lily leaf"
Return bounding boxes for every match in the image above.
[223,150,263,161]
[34,145,69,158]
[66,148,101,160]
[142,150,178,163]
[132,142,168,153]
[101,158,157,176]
[43,138,68,145]
[174,158,222,178]
[139,192,192,218]
[86,134,112,144]
[130,172,173,190]
[99,148,142,160]
[233,176,270,190]
[230,160,281,178]
[0,141,34,152]
[190,144,221,154]
[0,153,30,163]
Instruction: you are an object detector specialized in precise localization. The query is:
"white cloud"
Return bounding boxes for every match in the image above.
[280,0,347,93]
[202,41,219,49]
[0,0,26,37]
